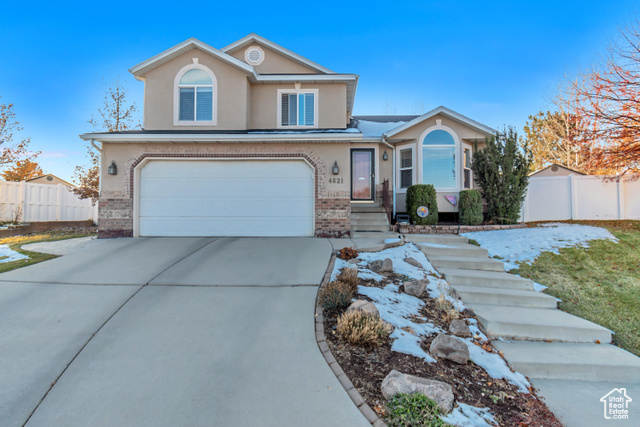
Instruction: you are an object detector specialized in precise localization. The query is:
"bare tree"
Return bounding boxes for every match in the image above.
[0,98,40,172]
[73,80,140,201]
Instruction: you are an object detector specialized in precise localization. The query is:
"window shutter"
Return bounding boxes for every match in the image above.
[196,87,212,121]
[288,94,297,126]
[281,94,289,126]
[400,149,412,168]
[304,93,314,126]
[179,88,195,121]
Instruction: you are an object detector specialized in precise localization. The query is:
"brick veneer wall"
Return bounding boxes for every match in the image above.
[98,149,351,238]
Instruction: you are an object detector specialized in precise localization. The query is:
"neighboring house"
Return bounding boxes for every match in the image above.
[530,163,586,177]
[81,34,495,238]
[26,174,76,187]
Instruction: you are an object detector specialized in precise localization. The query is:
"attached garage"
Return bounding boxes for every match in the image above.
[138,159,314,237]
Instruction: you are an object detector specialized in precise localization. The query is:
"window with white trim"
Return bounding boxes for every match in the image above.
[280,92,316,127]
[422,129,457,190]
[178,69,213,122]
[463,147,472,189]
[399,148,413,189]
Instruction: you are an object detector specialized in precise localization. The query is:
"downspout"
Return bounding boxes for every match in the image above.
[381,136,396,219]
[90,139,101,225]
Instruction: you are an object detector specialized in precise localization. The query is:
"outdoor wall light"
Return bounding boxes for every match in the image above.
[383,150,389,161]
[332,161,340,175]
[108,161,118,175]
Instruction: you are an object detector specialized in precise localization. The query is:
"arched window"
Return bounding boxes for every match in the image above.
[422,129,457,190]
[175,66,216,124]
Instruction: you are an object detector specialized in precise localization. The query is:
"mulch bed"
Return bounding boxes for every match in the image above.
[323,273,562,426]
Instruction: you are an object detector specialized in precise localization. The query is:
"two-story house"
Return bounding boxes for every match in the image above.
[81,34,495,238]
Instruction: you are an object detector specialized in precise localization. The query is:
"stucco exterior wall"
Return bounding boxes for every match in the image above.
[99,141,356,238]
[26,175,74,186]
[227,44,317,74]
[530,165,583,177]
[143,49,250,131]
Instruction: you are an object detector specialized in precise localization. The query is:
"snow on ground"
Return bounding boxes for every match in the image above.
[441,403,497,427]
[462,223,618,271]
[464,338,530,393]
[0,245,28,263]
[358,284,440,362]
[356,244,439,280]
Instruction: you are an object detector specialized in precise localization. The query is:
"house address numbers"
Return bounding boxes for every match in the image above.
[328,177,344,184]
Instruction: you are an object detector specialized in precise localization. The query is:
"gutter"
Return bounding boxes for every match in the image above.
[79,132,365,143]
[381,136,396,219]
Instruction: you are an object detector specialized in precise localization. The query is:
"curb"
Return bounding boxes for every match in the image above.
[314,253,387,427]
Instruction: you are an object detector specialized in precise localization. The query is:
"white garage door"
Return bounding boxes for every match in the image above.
[139,160,314,237]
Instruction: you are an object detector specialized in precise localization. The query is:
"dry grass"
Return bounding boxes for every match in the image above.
[318,280,353,311]
[338,267,359,292]
[337,310,392,348]
[435,293,461,323]
[514,220,640,356]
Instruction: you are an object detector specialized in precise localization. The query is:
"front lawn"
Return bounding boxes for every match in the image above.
[0,226,96,273]
[513,220,640,357]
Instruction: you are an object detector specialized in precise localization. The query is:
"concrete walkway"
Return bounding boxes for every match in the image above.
[420,234,640,427]
[0,237,369,427]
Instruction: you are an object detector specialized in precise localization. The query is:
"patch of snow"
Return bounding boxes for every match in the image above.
[426,280,467,312]
[461,224,617,271]
[357,284,441,362]
[466,318,488,342]
[441,403,497,427]
[464,339,530,392]
[0,245,29,263]
[247,128,360,134]
[356,243,438,280]
[533,281,548,292]
[417,242,454,248]
[330,257,350,281]
[355,120,407,137]
[358,268,386,281]
[383,238,403,244]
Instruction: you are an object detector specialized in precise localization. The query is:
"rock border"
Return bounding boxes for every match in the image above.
[314,253,387,427]
[394,223,526,234]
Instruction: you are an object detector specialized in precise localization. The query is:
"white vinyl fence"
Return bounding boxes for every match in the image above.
[0,181,97,223]
[522,174,640,222]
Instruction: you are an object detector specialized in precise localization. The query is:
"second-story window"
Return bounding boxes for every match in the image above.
[178,69,213,122]
[279,90,317,127]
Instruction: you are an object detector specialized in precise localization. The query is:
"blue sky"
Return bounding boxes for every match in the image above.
[1,0,638,181]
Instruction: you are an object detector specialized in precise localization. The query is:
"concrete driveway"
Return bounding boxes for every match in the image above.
[0,237,369,427]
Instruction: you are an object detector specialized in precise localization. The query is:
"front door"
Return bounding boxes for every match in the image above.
[351,149,375,201]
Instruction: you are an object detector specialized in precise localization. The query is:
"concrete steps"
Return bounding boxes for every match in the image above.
[451,285,558,308]
[405,234,469,244]
[427,255,505,272]
[438,268,534,291]
[469,303,612,343]
[419,244,488,259]
[350,204,389,233]
[494,341,640,383]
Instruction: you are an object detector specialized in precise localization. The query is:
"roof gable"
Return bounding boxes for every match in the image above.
[130,38,255,78]
[221,33,334,74]
[383,106,495,138]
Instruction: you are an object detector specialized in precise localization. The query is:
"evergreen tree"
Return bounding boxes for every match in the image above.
[472,127,532,224]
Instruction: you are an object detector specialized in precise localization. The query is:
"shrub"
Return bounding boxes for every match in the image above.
[318,281,353,311]
[337,310,392,348]
[337,246,359,260]
[386,393,449,427]
[406,184,438,225]
[338,267,359,293]
[472,126,532,224]
[458,189,483,225]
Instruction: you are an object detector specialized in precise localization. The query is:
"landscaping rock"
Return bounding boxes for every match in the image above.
[403,257,423,268]
[383,239,405,249]
[347,258,361,264]
[346,300,380,317]
[429,333,469,364]
[403,279,428,297]
[381,370,454,413]
[368,258,393,274]
[449,319,472,338]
